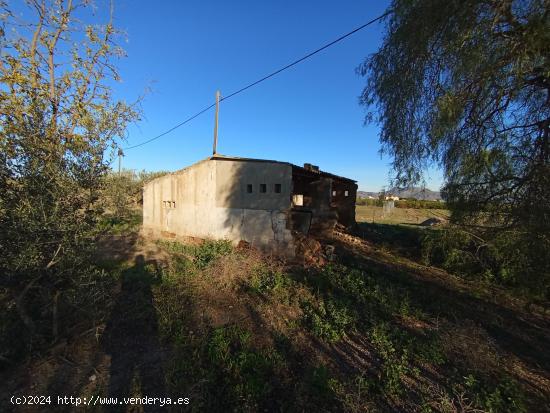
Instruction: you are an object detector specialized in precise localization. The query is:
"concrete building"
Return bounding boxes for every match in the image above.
[142,155,357,257]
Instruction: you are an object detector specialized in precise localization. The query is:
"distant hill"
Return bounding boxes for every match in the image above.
[357,187,442,201]
[357,191,379,199]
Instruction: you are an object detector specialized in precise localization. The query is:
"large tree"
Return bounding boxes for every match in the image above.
[0,0,138,357]
[359,0,549,290]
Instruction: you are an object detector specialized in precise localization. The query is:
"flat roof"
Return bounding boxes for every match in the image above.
[146,154,356,185]
[210,154,357,183]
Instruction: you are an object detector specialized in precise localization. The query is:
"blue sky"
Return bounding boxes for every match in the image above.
[16,0,444,192]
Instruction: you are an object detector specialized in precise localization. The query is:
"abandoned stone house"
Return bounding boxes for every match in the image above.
[142,155,357,257]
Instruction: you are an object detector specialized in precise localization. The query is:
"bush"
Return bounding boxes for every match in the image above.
[100,170,168,219]
[158,239,233,272]
[356,197,446,209]
[249,264,288,294]
[301,297,357,342]
[395,199,445,209]
[206,325,283,410]
[356,198,383,207]
[421,226,550,298]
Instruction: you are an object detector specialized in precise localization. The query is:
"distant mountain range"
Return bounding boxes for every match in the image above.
[357,187,442,201]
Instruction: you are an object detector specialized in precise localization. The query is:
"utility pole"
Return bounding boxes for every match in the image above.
[118,148,124,174]
[213,90,220,155]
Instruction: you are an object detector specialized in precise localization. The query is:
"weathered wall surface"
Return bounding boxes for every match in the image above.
[331,180,358,227]
[142,159,295,257]
[143,159,216,239]
[215,160,291,210]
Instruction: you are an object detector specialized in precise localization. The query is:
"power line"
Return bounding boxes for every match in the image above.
[124,103,217,150]
[123,10,390,151]
[220,11,390,102]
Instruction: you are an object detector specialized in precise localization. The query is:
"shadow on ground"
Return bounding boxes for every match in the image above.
[101,255,167,411]
[329,228,550,402]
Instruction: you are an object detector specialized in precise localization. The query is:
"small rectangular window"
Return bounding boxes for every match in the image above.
[260,184,267,193]
[293,194,304,206]
[344,190,349,197]
[246,184,253,193]
[332,190,337,196]
[274,184,281,193]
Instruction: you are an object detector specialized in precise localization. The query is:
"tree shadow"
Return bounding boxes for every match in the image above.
[102,255,166,411]
[331,236,550,377]
[355,222,423,259]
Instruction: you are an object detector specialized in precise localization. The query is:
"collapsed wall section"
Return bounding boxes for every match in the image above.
[289,165,358,235]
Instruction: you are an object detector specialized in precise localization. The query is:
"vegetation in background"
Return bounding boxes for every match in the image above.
[101,169,168,218]
[359,0,550,297]
[0,0,139,362]
[98,169,168,234]
[355,205,450,227]
[421,225,549,297]
[357,197,445,209]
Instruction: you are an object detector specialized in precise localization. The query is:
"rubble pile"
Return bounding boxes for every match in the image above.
[293,233,327,267]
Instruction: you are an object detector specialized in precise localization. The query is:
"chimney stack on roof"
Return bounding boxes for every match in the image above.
[304,163,320,172]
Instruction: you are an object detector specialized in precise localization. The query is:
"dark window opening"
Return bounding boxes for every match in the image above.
[260,184,267,193]
[274,184,281,193]
[246,184,253,193]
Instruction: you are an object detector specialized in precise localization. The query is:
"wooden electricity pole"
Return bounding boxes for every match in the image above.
[212,90,220,155]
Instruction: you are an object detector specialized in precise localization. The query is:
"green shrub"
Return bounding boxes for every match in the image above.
[306,365,340,404]
[356,198,383,207]
[369,323,417,395]
[301,298,356,342]
[158,239,233,271]
[207,325,283,409]
[461,374,526,413]
[194,239,233,269]
[395,199,446,209]
[249,264,288,294]
[96,212,142,235]
[421,226,550,297]
[421,228,483,277]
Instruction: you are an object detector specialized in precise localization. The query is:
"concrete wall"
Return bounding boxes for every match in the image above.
[142,159,295,257]
[143,159,216,239]
[216,160,291,210]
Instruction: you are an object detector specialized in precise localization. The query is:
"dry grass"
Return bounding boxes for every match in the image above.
[4,230,550,412]
[356,205,450,225]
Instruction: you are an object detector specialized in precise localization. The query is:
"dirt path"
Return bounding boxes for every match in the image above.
[95,230,170,265]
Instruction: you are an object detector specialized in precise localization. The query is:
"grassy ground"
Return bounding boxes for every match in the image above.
[356,205,450,225]
[2,213,549,412]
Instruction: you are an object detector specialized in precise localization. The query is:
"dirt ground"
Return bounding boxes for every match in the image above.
[2,225,549,412]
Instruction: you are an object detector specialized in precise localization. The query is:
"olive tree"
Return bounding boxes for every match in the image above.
[0,0,138,357]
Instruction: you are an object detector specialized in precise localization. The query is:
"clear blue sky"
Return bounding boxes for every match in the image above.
[18,0,444,192]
